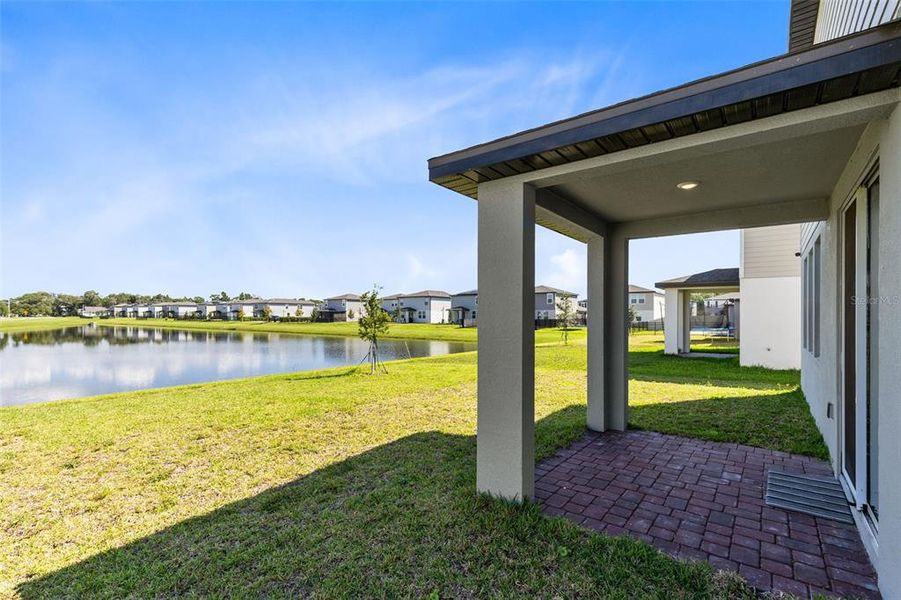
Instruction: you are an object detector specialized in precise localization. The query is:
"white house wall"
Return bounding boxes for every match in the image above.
[739,277,801,369]
[799,103,901,595]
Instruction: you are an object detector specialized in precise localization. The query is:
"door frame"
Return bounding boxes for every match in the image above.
[838,161,879,523]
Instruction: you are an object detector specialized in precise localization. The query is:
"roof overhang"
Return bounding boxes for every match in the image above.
[428,22,901,202]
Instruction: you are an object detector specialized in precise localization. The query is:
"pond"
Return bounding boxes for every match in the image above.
[0,325,476,406]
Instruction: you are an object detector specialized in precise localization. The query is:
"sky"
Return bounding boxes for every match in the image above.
[1,2,791,300]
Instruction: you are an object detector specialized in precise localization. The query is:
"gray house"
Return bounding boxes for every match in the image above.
[321,294,364,322]
[450,290,478,326]
[534,285,578,320]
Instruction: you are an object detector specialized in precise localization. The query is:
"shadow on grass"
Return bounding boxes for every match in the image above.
[16,406,753,599]
[629,388,829,460]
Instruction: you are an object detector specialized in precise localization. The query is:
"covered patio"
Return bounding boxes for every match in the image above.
[536,430,878,598]
[655,268,740,355]
[428,21,900,599]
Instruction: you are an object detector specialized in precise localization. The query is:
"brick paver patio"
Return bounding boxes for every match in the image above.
[535,430,879,599]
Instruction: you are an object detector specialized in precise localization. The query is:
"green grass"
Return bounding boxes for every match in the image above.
[95,317,585,345]
[0,317,86,333]
[1,334,825,598]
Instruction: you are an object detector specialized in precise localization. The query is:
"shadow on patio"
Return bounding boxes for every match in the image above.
[16,406,757,599]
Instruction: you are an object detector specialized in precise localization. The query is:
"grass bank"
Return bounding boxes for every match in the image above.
[2,337,823,598]
[0,317,86,333]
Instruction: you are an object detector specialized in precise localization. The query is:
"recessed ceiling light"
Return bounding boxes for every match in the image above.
[677,181,700,190]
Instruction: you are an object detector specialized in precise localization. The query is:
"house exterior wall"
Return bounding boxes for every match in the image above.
[535,291,558,319]
[814,0,900,44]
[741,225,801,278]
[451,294,478,325]
[739,277,801,369]
[629,292,664,322]
[739,224,802,369]
[799,104,901,595]
[396,296,451,323]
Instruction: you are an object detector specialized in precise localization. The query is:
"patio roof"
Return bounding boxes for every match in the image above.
[428,22,900,199]
[656,268,740,290]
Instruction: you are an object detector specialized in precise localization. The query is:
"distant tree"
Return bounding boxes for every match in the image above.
[347,309,355,320]
[237,292,256,301]
[237,308,245,321]
[556,293,576,345]
[217,291,230,302]
[13,292,55,316]
[192,296,204,304]
[358,285,391,374]
[311,306,320,322]
[82,290,102,307]
[0,301,8,317]
[262,305,272,321]
[295,307,303,318]
[627,304,638,323]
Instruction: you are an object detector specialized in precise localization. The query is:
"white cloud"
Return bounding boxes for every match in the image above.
[546,248,586,297]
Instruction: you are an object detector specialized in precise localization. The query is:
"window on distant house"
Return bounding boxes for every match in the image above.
[546,293,553,305]
[630,298,638,304]
[803,235,821,357]
[638,298,645,304]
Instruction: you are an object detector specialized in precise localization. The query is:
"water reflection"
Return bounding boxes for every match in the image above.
[0,326,475,406]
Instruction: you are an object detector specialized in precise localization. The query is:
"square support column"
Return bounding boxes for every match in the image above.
[476,179,535,501]
[680,290,692,353]
[664,288,679,354]
[603,227,629,431]
[587,235,605,431]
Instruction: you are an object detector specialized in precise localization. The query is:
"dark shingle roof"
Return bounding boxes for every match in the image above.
[655,268,740,289]
[628,284,657,294]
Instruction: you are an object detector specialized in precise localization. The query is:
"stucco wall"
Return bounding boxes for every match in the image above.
[739,277,801,369]
[799,104,901,595]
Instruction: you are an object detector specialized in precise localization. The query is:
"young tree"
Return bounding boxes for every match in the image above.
[358,285,391,374]
[311,306,320,322]
[262,305,272,321]
[347,309,355,320]
[295,306,303,318]
[237,307,245,321]
[627,303,638,323]
[556,293,576,345]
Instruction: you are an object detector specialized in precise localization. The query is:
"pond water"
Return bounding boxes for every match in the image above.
[0,325,476,406]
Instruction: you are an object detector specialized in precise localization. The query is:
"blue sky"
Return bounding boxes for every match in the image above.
[1,2,790,300]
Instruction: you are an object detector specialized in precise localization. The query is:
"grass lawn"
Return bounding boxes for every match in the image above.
[0,317,86,333]
[1,335,824,598]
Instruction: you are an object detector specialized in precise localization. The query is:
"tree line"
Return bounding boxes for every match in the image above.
[1,291,263,317]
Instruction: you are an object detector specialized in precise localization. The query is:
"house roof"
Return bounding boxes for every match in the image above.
[428,22,901,197]
[381,293,403,300]
[535,285,577,296]
[327,293,361,301]
[655,268,740,289]
[628,284,658,294]
[403,290,452,299]
[453,289,478,297]
[265,298,314,305]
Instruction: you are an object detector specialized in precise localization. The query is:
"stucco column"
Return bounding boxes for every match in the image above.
[587,235,605,431]
[476,179,535,501]
[876,103,901,599]
[603,227,629,431]
[664,288,679,354]
[680,290,692,353]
